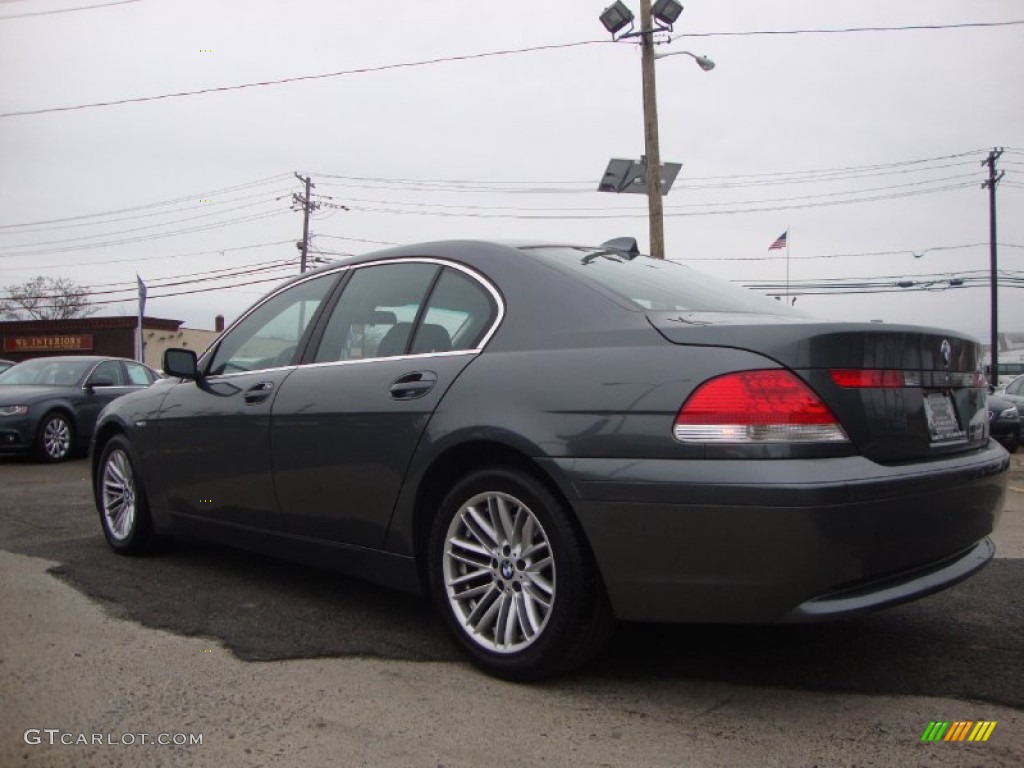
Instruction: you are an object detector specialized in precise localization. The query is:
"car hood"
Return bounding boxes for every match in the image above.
[0,384,78,403]
[996,391,1024,406]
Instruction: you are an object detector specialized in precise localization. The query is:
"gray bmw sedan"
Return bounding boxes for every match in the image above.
[90,239,1008,679]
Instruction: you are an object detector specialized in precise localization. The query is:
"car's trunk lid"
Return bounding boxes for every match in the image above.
[648,311,988,462]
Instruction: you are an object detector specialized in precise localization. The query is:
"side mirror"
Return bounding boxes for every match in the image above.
[163,348,200,380]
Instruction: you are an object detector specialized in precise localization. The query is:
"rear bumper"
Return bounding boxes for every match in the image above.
[781,537,993,621]
[544,440,1008,623]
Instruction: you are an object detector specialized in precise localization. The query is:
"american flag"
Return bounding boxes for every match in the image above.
[768,231,788,251]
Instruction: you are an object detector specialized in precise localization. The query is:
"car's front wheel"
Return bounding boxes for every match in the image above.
[96,436,154,554]
[1004,431,1020,454]
[35,411,73,462]
[428,467,614,680]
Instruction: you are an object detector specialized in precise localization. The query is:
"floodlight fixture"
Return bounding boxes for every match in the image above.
[651,0,684,27]
[599,1,634,35]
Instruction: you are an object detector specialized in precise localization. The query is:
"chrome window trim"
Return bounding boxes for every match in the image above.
[200,257,505,380]
[302,348,479,372]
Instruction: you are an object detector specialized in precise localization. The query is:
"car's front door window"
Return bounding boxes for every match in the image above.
[207,274,335,375]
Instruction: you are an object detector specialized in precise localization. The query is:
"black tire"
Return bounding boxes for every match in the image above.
[95,436,154,555]
[35,411,74,462]
[1005,432,1020,454]
[427,467,615,680]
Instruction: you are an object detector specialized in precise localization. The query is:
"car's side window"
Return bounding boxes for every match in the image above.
[90,360,124,386]
[413,267,497,353]
[1008,377,1023,395]
[314,263,439,363]
[207,274,335,376]
[124,362,154,385]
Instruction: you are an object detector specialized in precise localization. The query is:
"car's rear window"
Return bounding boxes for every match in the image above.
[523,246,799,315]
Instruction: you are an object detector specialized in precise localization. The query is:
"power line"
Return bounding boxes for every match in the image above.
[0,40,613,118]
[0,174,291,229]
[2,187,293,235]
[307,150,988,188]
[669,20,1024,39]
[0,239,294,272]
[675,243,1024,263]
[20,273,296,311]
[4,20,1021,118]
[0,0,142,20]
[0,195,289,251]
[0,210,291,258]
[334,181,974,220]
[315,234,400,247]
[3,261,296,302]
[310,173,981,215]
[85,258,297,290]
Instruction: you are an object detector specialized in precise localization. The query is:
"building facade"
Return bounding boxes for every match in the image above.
[0,316,222,370]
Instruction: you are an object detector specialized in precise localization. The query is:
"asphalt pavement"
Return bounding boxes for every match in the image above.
[1,453,1022,767]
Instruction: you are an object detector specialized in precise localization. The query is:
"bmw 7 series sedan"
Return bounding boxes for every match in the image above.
[90,239,1008,679]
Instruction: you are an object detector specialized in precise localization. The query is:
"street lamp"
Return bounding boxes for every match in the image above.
[597,1,712,259]
[653,50,715,70]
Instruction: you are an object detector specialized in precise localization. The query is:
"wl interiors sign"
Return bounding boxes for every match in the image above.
[3,334,94,352]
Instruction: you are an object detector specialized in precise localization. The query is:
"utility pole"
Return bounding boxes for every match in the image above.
[982,148,1004,386]
[639,0,665,260]
[293,173,319,273]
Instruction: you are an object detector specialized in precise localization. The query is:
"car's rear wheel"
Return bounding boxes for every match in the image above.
[97,436,154,554]
[428,467,614,680]
[35,412,73,462]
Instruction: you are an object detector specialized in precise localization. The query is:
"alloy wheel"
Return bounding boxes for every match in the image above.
[42,416,71,460]
[442,491,556,654]
[102,449,137,541]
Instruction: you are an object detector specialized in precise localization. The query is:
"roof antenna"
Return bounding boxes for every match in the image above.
[601,237,640,259]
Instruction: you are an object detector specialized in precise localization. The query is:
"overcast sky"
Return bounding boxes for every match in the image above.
[1,0,1022,343]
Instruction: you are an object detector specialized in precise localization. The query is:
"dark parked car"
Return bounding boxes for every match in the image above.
[0,356,158,462]
[988,393,1020,453]
[997,372,1024,406]
[90,239,1008,679]
[0,359,16,374]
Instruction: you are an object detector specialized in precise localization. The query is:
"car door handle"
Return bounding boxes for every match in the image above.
[389,371,437,400]
[244,381,275,404]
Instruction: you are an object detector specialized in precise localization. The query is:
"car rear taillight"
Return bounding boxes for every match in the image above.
[674,369,849,443]
[828,369,989,389]
[829,369,906,388]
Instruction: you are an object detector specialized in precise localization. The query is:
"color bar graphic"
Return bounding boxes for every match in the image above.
[968,722,998,742]
[920,721,996,742]
[921,722,950,742]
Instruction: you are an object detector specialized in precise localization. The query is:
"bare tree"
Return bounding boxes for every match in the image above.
[0,277,96,320]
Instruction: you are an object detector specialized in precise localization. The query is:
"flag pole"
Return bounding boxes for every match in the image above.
[136,274,147,363]
[785,226,791,304]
